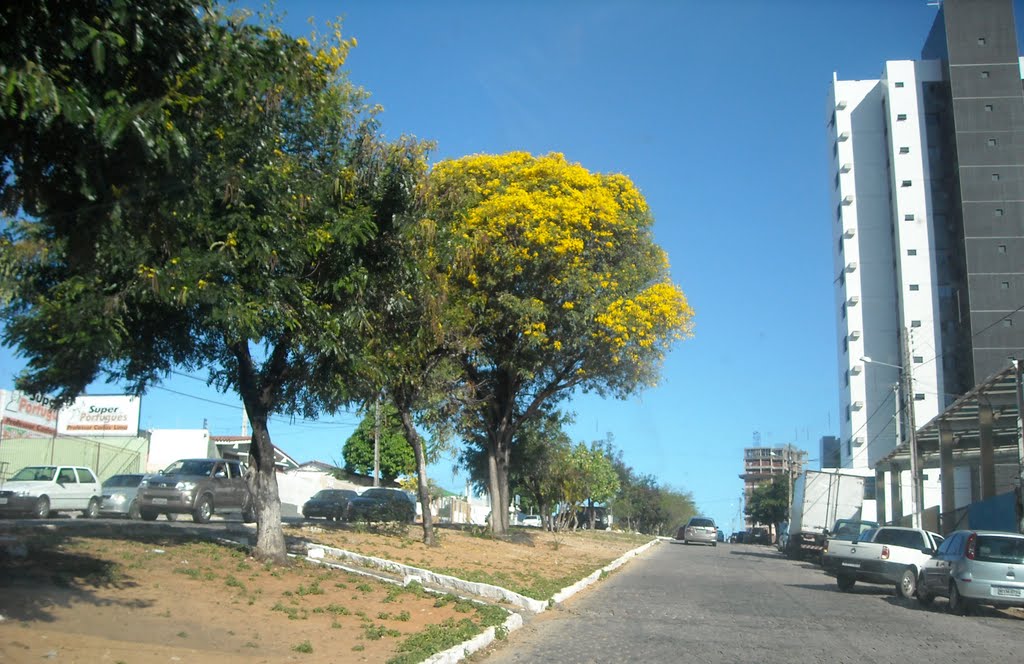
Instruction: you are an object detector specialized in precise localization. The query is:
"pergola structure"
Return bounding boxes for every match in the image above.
[875,360,1024,533]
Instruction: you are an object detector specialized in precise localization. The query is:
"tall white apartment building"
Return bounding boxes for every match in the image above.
[828,0,1024,478]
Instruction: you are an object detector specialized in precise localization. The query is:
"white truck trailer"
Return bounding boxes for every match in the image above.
[786,470,868,561]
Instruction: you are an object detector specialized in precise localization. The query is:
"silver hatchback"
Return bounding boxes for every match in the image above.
[679,516,718,546]
[917,529,1024,614]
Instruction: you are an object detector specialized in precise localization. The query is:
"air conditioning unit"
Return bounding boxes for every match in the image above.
[849,330,861,340]
[852,401,864,410]
[842,195,854,205]
[853,436,865,446]
[836,100,848,110]
[843,227,855,239]
[850,364,863,375]
[847,296,860,306]
[845,262,857,272]
[838,131,850,141]
[840,163,852,173]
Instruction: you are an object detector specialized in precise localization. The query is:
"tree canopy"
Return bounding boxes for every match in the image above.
[425,151,694,535]
[745,476,789,528]
[342,402,417,481]
[0,3,428,562]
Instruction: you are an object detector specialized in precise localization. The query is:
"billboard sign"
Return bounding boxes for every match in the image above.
[57,395,141,437]
[0,390,59,438]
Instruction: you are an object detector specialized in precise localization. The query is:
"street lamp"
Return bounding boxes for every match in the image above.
[860,355,921,528]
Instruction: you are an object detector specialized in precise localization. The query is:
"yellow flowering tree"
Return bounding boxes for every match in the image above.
[426,152,694,535]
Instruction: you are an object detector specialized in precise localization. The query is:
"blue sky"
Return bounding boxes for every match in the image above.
[4,1,1022,533]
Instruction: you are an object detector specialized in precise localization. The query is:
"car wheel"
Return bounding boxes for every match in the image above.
[897,567,917,600]
[192,495,213,524]
[83,497,100,519]
[34,496,50,519]
[916,585,934,607]
[140,509,159,521]
[948,581,970,615]
[836,574,856,591]
[128,499,142,520]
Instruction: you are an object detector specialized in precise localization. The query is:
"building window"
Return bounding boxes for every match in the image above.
[843,336,848,354]
[992,173,1000,182]
[978,37,987,46]
[998,244,1007,254]
[911,320,922,328]
[841,302,847,319]
[838,237,844,253]
[995,208,1004,217]
[905,214,915,221]
[981,71,990,79]
[899,146,910,154]
[901,180,912,187]
[987,138,997,147]
[915,393,926,401]
[833,142,838,157]
[834,172,840,189]
[985,104,994,112]
[845,406,851,422]
[839,272,845,286]
[910,284,920,291]
[895,81,905,88]
[1000,281,1010,289]
[914,356,924,363]
[908,249,917,256]
[844,370,849,386]
[1004,319,1014,327]
[897,113,907,121]
[829,111,836,128]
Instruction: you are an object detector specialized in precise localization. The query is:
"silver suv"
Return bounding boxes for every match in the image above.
[0,465,102,519]
[136,458,254,524]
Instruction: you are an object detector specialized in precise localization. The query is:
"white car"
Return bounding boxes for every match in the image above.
[0,465,103,518]
[521,515,542,527]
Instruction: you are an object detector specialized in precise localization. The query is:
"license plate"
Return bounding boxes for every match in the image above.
[151,498,168,505]
[842,562,860,568]
[993,587,1022,598]
[0,497,7,505]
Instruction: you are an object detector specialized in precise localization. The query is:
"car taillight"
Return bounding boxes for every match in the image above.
[965,533,977,560]
[881,545,889,560]
[823,541,829,553]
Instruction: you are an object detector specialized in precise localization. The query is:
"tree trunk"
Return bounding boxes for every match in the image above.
[247,411,287,564]
[486,441,502,535]
[397,408,435,546]
[588,498,596,530]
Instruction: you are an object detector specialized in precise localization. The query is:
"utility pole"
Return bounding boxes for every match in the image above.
[1014,358,1024,533]
[373,393,381,488]
[901,327,922,528]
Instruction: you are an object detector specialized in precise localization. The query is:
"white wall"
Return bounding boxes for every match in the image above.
[146,429,212,472]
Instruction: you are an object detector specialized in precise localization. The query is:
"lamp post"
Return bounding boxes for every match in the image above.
[861,354,921,528]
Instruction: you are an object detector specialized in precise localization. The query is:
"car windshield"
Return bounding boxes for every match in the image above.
[975,536,1024,564]
[313,490,351,500]
[360,489,396,499]
[690,518,714,528]
[103,475,143,488]
[162,460,216,476]
[10,466,56,482]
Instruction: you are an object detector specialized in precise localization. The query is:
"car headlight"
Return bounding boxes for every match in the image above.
[15,490,34,497]
[175,481,197,491]
[107,493,127,503]
[138,479,149,488]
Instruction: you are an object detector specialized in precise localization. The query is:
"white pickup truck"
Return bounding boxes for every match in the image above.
[821,526,944,600]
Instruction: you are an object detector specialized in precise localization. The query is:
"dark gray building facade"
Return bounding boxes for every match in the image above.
[921,0,1024,392]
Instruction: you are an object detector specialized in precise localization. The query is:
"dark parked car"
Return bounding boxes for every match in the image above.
[302,489,359,521]
[917,529,1024,614]
[99,473,147,519]
[748,527,771,545]
[345,488,416,524]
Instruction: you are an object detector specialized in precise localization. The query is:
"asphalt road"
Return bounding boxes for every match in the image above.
[481,540,1023,664]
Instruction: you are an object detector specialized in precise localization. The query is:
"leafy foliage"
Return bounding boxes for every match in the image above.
[744,475,788,527]
[342,402,417,481]
[425,152,694,534]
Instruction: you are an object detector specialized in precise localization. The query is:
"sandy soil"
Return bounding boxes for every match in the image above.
[0,522,653,663]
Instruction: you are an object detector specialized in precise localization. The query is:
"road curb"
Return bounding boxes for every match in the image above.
[550,537,662,604]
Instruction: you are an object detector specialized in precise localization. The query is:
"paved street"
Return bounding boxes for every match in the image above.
[482,540,1023,664]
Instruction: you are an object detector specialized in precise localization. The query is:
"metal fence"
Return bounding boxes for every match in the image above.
[0,435,147,481]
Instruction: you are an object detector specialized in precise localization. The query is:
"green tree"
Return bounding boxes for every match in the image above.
[507,410,573,530]
[562,443,620,530]
[425,152,694,535]
[342,402,417,481]
[0,8,426,562]
[745,476,788,530]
